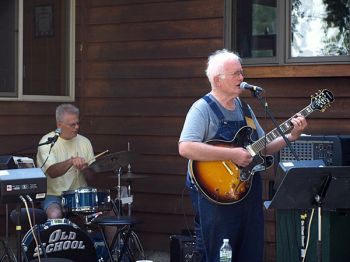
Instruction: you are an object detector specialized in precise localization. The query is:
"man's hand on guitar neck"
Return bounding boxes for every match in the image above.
[265,114,308,155]
[289,114,308,141]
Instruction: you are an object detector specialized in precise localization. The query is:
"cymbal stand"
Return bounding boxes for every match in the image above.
[111,166,124,259]
[117,166,123,215]
[124,147,145,259]
[126,164,133,216]
[126,142,133,216]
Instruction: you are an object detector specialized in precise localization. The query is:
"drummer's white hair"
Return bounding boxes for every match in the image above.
[56,104,79,122]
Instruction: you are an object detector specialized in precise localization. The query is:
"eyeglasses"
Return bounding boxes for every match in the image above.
[219,70,244,78]
[62,121,79,128]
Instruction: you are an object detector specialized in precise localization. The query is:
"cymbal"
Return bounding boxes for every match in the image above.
[120,172,149,181]
[88,151,138,173]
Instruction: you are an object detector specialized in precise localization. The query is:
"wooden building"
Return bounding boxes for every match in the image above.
[0,1,349,261]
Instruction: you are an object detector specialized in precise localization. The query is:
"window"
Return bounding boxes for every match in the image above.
[0,0,75,101]
[225,0,350,65]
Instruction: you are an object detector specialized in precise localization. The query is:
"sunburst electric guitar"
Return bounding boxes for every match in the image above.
[189,89,334,205]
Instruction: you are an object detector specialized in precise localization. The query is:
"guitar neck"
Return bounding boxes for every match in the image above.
[251,104,315,154]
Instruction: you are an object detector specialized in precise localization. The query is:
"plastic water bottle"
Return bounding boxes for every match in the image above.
[219,238,232,262]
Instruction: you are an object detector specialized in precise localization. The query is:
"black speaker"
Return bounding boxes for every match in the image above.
[0,155,16,170]
[170,234,198,262]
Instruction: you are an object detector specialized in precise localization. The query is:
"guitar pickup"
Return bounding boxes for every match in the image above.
[246,145,256,156]
[222,161,234,175]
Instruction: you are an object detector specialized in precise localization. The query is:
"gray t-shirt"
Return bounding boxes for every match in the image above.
[179,93,264,143]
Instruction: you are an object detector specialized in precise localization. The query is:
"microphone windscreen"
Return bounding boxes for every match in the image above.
[240,82,248,90]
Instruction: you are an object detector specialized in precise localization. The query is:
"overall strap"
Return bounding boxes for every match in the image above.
[202,95,225,120]
[238,98,257,130]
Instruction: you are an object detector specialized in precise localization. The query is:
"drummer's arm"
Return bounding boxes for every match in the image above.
[46,156,88,178]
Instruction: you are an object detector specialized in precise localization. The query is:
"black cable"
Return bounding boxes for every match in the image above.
[40,145,53,169]
[181,187,195,237]
[26,196,47,259]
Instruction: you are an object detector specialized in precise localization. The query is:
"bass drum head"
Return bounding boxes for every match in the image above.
[22,219,97,262]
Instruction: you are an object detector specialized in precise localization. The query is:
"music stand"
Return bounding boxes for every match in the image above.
[266,165,350,262]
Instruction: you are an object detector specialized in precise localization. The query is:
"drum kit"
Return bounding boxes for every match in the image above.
[21,150,146,262]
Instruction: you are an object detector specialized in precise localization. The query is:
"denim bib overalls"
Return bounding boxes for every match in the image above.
[189,95,264,262]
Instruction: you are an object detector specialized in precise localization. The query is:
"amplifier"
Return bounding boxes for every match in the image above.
[170,234,198,262]
[279,135,350,166]
[274,159,325,191]
[0,168,47,203]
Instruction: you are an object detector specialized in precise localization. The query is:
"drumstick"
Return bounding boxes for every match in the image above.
[88,149,109,163]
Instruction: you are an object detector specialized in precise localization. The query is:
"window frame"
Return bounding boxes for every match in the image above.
[224,0,350,67]
[0,0,75,102]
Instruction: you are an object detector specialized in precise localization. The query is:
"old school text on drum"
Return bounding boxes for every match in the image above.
[30,228,86,258]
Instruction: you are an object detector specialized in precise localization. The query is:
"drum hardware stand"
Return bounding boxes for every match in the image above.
[109,156,145,260]
[109,166,124,259]
[122,152,145,259]
[126,164,133,217]
[109,167,125,217]
[0,204,16,262]
[86,148,144,260]
[83,212,103,226]
[123,142,145,259]
[117,167,123,216]
[127,142,132,216]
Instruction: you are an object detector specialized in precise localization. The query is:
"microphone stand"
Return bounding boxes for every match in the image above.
[9,137,57,155]
[251,90,300,161]
[313,174,332,262]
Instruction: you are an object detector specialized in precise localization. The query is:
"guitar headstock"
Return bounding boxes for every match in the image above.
[311,89,334,112]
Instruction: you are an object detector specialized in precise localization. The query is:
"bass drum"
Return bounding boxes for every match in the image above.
[22,219,98,262]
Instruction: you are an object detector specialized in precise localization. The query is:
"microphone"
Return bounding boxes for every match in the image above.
[240,82,264,93]
[48,128,61,145]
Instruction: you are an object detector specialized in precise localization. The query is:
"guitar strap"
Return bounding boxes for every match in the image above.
[202,95,257,130]
[238,99,257,131]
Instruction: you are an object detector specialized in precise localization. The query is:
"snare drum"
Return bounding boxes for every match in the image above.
[62,187,111,213]
[22,219,98,262]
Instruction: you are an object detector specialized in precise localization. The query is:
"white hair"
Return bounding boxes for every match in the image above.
[205,49,241,87]
[56,104,79,122]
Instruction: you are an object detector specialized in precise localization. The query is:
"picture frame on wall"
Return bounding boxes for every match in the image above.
[34,5,54,37]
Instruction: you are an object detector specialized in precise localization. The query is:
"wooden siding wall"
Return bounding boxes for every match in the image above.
[1,1,349,261]
[75,0,224,254]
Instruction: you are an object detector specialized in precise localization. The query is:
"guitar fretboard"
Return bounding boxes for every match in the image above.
[250,105,314,154]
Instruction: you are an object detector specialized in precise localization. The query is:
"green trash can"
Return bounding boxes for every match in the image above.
[276,209,350,262]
